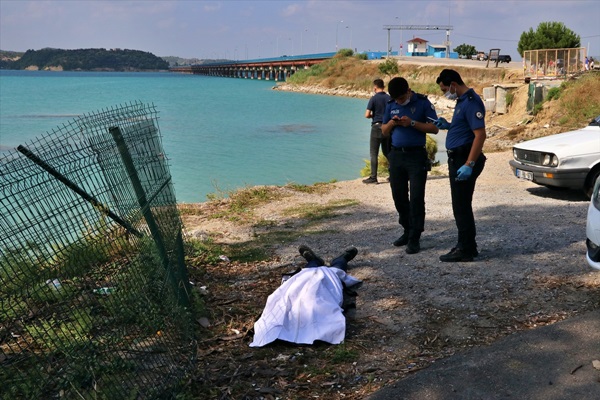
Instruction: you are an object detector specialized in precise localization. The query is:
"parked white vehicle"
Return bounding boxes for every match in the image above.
[586,177,600,270]
[509,115,600,198]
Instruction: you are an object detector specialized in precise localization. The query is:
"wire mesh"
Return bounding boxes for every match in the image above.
[0,102,195,399]
[523,47,587,79]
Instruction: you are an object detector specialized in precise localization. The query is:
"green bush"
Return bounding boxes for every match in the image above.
[546,87,561,101]
[336,48,354,57]
[361,135,438,177]
[378,58,399,77]
[355,53,368,60]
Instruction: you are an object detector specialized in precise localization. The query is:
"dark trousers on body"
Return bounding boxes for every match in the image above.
[369,123,391,178]
[447,147,486,253]
[305,256,348,271]
[388,147,428,240]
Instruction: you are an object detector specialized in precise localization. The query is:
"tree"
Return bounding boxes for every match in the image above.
[453,43,477,58]
[517,22,580,56]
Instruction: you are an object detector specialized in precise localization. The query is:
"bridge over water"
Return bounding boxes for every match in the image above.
[170,52,337,81]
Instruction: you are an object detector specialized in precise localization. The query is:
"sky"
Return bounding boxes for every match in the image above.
[1,0,599,61]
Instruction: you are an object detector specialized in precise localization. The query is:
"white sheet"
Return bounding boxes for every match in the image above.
[249,266,361,347]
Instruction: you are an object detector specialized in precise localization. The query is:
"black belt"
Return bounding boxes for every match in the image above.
[447,143,472,157]
[392,146,425,152]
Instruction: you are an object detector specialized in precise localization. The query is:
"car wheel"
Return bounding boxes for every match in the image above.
[584,167,600,199]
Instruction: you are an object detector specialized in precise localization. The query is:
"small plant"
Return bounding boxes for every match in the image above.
[506,92,515,107]
[360,153,390,178]
[207,185,285,223]
[546,86,561,101]
[355,52,368,60]
[329,344,359,364]
[378,58,399,77]
[286,181,333,194]
[336,48,354,57]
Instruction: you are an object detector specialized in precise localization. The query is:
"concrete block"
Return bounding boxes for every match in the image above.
[485,99,496,112]
[483,87,496,100]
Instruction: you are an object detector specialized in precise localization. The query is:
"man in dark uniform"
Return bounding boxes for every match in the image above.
[363,78,392,184]
[382,77,439,254]
[434,69,487,262]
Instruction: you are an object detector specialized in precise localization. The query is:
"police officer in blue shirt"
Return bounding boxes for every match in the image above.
[382,77,439,254]
[434,69,487,262]
[363,78,392,184]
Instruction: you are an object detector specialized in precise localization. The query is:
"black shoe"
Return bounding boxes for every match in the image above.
[393,233,409,247]
[405,240,420,254]
[362,177,378,184]
[298,245,325,265]
[439,248,474,262]
[336,246,358,262]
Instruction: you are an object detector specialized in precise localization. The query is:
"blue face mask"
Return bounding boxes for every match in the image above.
[445,85,458,100]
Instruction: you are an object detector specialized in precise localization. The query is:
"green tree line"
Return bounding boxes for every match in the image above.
[0,48,169,71]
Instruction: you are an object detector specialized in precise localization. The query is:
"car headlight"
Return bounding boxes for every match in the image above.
[542,153,559,166]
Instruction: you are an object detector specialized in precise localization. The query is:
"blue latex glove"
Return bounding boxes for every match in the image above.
[434,117,451,130]
[455,165,473,181]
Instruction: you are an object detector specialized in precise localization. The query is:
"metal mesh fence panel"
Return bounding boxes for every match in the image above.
[523,47,587,79]
[0,102,195,399]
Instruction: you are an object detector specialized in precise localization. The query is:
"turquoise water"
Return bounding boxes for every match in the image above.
[0,70,373,203]
[1,70,446,203]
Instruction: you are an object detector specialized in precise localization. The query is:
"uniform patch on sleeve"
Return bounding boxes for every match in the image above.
[476,111,484,119]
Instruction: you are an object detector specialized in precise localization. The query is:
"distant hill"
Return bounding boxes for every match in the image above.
[0,48,168,71]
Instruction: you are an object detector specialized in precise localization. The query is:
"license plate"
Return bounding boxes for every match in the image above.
[516,169,533,181]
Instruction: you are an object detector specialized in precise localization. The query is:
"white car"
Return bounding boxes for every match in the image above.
[509,115,600,199]
[586,177,600,270]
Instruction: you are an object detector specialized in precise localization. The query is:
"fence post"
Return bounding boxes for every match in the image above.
[109,126,190,307]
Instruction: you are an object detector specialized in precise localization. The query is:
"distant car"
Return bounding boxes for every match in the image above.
[509,115,600,198]
[586,176,600,270]
[488,54,511,63]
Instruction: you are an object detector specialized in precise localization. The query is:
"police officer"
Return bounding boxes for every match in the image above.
[363,78,392,184]
[382,77,439,254]
[434,69,487,262]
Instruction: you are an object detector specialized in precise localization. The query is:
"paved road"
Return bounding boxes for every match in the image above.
[387,55,521,70]
[365,309,600,400]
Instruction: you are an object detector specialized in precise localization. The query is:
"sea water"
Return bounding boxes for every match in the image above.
[0,70,445,203]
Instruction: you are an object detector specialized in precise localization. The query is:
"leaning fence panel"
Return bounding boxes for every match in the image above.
[0,102,195,399]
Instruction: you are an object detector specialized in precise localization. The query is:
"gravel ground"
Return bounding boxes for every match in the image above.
[255,150,600,366]
[183,150,600,397]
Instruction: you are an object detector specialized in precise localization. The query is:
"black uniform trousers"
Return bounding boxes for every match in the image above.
[447,145,486,253]
[388,146,428,240]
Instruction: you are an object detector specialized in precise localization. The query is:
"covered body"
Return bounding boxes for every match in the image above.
[249,266,361,347]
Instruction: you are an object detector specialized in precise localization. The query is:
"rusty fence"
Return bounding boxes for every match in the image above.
[0,102,196,399]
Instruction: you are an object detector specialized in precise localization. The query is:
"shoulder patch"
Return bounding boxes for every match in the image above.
[476,111,484,119]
